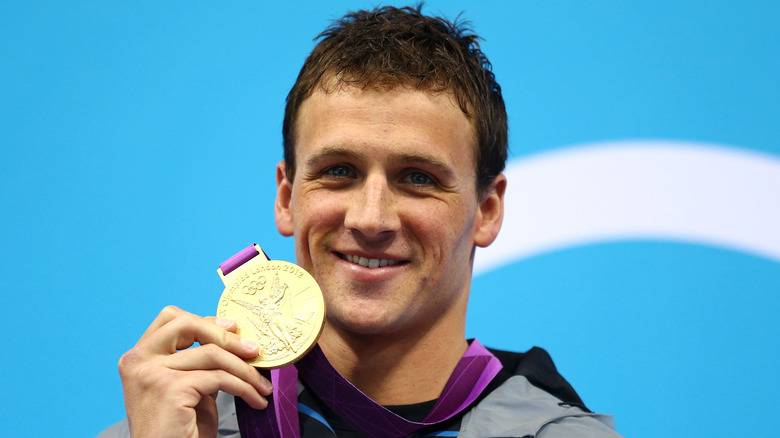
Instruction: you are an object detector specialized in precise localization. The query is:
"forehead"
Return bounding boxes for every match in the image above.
[294,87,476,165]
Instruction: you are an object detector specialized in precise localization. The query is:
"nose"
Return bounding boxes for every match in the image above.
[344,173,400,240]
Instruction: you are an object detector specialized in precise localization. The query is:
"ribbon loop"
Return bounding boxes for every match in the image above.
[237,340,501,438]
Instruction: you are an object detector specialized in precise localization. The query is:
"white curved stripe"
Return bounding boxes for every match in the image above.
[474,140,780,275]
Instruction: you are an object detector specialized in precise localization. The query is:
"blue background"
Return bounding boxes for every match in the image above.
[1,1,778,436]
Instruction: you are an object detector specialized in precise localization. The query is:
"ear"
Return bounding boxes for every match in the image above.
[473,173,506,248]
[275,161,294,237]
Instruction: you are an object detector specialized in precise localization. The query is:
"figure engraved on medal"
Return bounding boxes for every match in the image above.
[217,259,325,369]
[232,272,303,355]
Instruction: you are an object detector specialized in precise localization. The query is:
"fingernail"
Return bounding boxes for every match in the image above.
[241,337,259,351]
[215,318,234,329]
[261,376,274,392]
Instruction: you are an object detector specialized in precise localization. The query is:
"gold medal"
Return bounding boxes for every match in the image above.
[216,245,325,369]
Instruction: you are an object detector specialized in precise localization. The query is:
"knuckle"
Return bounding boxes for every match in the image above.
[199,343,223,359]
[173,311,199,330]
[162,309,201,336]
[182,312,201,325]
[218,327,234,346]
[118,347,141,376]
[159,305,181,318]
[177,314,204,338]
[119,351,162,391]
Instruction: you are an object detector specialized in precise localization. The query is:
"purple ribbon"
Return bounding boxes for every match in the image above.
[220,244,260,276]
[237,367,300,438]
[236,340,501,438]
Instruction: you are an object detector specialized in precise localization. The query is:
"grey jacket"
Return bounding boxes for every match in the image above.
[99,347,621,437]
[100,378,619,437]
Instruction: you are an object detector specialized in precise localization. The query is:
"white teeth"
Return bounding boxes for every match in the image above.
[344,254,401,268]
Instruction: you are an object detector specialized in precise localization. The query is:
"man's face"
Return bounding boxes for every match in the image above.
[275,86,504,337]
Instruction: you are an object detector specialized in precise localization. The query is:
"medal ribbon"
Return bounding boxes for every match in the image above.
[236,340,501,438]
[219,244,265,275]
[236,366,300,438]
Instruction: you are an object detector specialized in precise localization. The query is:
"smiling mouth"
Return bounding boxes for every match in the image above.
[338,253,405,268]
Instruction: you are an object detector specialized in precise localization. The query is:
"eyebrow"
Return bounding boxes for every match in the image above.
[303,146,458,180]
[303,146,361,169]
[386,152,457,180]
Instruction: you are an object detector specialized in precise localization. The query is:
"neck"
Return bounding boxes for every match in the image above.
[318,320,469,406]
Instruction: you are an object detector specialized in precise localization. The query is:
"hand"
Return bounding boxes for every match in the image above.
[118,306,272,438]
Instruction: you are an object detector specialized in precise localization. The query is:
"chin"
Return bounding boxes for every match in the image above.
[327,307,406,337]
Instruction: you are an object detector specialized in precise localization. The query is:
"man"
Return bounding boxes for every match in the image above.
[102,5,621,437]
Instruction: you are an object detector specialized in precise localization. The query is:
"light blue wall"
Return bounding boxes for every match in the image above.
[1,1,778,436]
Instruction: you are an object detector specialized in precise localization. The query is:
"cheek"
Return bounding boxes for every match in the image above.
[432,199,475,232]
[293,191,345,240]
[407,202,475,251]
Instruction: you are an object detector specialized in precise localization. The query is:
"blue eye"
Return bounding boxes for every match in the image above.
[326,165,351,177]
[407,172,432,185]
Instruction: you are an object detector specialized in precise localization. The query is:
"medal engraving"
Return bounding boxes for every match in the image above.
[217,260,325,368]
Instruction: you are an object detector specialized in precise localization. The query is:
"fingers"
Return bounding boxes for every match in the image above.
[138,305,186,342]
[165,344,273,396]
[123,307,270,398]
[119,306,274,436]
[176,369,271,410]
[210,316,238,332]
[137,307,260,359]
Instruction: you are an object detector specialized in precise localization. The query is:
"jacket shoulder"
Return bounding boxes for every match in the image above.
[460,374,620,438]
[488,346,587,411]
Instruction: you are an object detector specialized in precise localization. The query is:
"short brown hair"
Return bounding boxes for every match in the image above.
[282,4,507,193]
